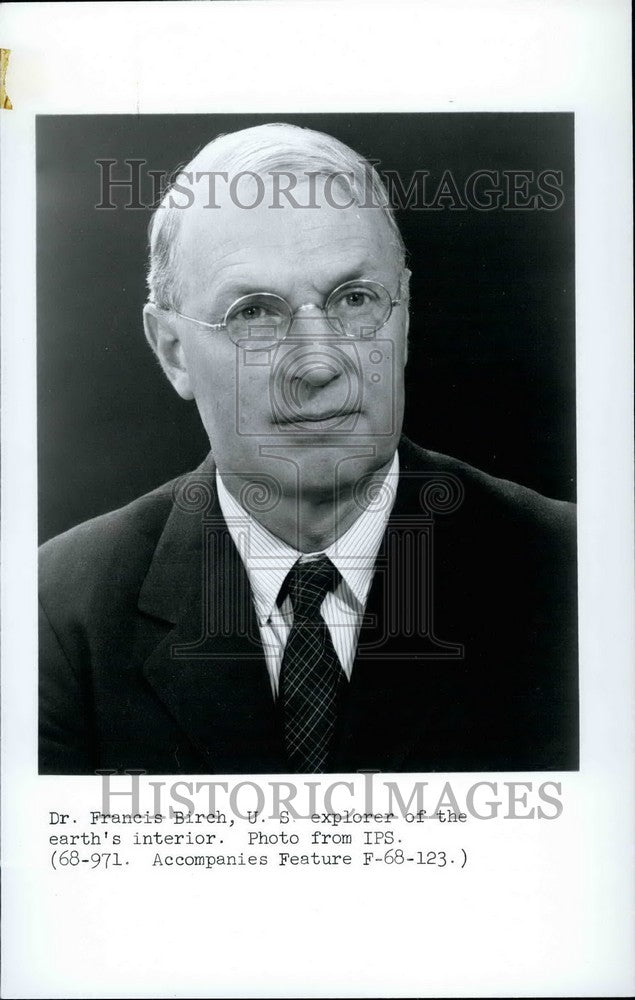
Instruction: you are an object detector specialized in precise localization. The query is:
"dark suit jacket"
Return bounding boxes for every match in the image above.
[39,438,578,774]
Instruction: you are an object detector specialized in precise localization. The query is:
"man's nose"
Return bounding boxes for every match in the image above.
[269,311,346,393]
[286,309,343,387]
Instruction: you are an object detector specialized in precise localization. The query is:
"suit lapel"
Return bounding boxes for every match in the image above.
[137,459,285,773]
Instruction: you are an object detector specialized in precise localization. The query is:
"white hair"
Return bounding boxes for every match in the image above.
[146,122,406,311]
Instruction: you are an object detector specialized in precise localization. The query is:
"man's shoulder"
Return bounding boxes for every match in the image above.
[398,437,575,533]
[38,459,212,602]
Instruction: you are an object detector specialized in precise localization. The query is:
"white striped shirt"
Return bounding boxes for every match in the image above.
[216,452,399,697]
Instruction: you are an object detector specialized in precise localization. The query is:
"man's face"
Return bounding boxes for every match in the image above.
[149,177,409,505]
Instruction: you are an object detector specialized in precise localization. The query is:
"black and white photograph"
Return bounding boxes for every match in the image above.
[1,3,632,998]
[37,113,578,776]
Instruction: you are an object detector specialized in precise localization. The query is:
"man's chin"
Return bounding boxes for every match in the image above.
[271,438,397,493]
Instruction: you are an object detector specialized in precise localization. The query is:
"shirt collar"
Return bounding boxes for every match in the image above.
[216,452,399,625]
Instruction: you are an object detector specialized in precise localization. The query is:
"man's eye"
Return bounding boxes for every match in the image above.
[236,304,275,321]
[336,288,377,310]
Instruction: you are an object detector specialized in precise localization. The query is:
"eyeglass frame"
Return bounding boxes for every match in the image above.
[161,270,410,344]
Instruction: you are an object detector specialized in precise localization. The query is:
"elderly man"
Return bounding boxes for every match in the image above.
[39,123,578,775]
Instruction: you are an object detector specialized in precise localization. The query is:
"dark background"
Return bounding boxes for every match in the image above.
[37,113,575,543]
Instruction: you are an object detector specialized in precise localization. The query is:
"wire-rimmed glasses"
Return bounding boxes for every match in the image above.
[165,276,406,351]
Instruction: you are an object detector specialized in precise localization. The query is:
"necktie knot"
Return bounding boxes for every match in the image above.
[284,555,340,620]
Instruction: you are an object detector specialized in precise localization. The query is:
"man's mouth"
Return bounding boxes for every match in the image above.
[274,408,360,428]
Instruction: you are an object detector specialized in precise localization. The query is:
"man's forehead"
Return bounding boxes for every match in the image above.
[177,174,394,261]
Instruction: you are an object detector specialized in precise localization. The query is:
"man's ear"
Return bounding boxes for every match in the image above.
[401,268,411,366]
[143,303,194,400]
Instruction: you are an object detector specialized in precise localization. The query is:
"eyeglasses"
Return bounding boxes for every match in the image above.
[165,276,406,351]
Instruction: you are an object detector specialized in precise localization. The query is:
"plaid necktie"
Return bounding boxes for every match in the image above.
[279,555,347,773]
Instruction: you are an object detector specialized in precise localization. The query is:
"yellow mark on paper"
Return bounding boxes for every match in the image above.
[1,48,13,109]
